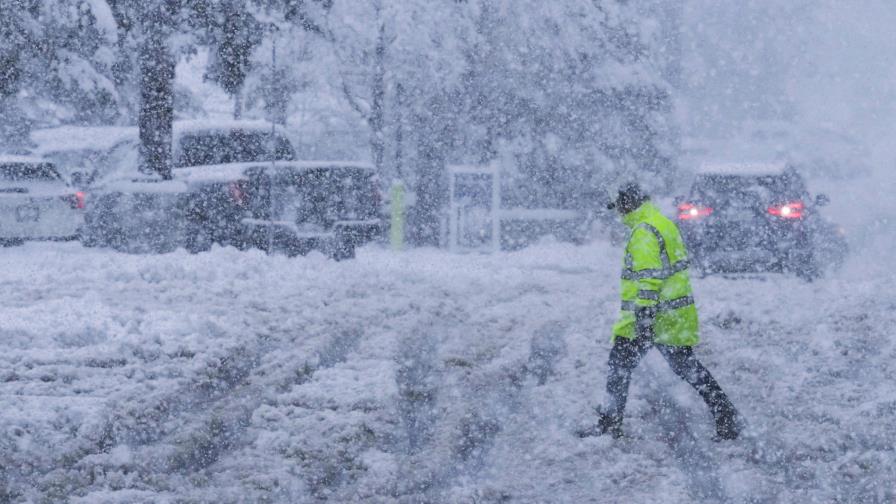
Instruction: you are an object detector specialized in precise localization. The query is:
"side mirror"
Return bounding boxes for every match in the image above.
[815,194,830,207]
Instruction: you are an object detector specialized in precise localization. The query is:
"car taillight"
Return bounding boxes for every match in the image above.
[228,180,248,207]
[62,192,86,209]
[768,201,804,219]
[678,203,713,220]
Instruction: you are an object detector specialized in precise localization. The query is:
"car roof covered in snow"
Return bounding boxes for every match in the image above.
[696,161,789,176]
[173,119,286,137]
[30,126,138,155]
[277,161,374,171]
[176,161,375,183]
[31,120,287,155]
[0,154,52,165]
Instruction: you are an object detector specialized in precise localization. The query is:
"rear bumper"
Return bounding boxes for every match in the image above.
[681,223,808,273]
[0,217,83,240]
[696,248,783,273]
[241,218,382,253]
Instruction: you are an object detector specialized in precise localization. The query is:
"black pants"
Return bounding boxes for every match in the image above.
[604,331,737,422]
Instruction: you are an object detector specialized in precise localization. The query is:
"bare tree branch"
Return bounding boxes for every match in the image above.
[341,78,370,118]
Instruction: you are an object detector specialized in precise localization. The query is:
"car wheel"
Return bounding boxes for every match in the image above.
[232,232,252,251]
[695,261,709,278]
[185,222,213,254]
[0,238,24,247]
[80,232,97,248]
[329,237,356,261]
[688,255,709,278]
[108,228,130,252]
[796,262,821,282]
[285,239,313,258]
[79,222,100,248]
[787,251,820,282]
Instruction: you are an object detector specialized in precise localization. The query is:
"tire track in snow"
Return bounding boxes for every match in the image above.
[14,340,266,499]
[17,320,365,500]
[642,367,729,503]
[159,325,364,478]
[133,326,362,475]
[393,319,567,501]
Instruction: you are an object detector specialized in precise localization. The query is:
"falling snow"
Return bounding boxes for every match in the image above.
[1,0,894,502]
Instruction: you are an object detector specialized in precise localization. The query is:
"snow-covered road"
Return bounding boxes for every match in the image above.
[0,238,892,503]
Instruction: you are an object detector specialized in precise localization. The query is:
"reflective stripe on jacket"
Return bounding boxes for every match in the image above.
[611,201,699,347]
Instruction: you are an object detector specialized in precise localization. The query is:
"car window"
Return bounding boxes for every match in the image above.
[692,173,806,206]
[176,131,295,168]
[177,133,229,167]
[89,141,141,182]
[43,149,109,182]
[274,136,296,161]
[44,149,102,171]
[0,162,61,181]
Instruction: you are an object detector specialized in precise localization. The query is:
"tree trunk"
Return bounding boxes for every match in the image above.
[138,29,175,179]
[233,88,242,119]
[369,23,386,176]
[0,96,29,151]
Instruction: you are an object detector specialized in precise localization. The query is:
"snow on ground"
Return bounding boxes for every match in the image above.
[0,231,893,502]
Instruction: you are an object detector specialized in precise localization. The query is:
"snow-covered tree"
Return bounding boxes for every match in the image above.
[313,1,679,244]
[312,0,471,244]
[0,0,119,147]
[192,0,264,119]
[451,1,679,209]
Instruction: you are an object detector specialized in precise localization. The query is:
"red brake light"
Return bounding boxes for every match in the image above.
[63,192,86,209]
[768,201,803,219]
[678,203,713,220]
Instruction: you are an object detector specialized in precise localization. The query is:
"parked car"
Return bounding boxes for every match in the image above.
[674,162,848,280]
[241,162,384,260]
[0,155,84,246]
[30,125,140,188]
[82,120,296,253]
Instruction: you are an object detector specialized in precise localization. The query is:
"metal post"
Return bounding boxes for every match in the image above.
[267,29,277,255]
[448,168,457,252]
[491,163,501,252]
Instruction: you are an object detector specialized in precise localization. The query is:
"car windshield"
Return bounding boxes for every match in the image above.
[43,149,108,181]
[176,131,295,168]
[0,162,61,181]
[692,173,807,206]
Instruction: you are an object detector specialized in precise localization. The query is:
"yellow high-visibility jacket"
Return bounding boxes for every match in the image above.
[612,201,699,347]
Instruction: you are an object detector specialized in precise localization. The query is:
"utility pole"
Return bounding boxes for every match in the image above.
[266,24,279,255]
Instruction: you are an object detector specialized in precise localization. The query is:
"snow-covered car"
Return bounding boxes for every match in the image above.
[30,125,141,189]
[0,155,84,246]
[241,162,384,260]
[81,120,296,253]
[674,162,848,280]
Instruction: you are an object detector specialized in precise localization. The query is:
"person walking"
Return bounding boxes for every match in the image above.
[578,183,742,441]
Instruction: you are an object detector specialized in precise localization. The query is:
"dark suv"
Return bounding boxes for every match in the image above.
[675,163,847,280]
[82,122,384,259]
[82,121,295,253]
[241,162,383,260]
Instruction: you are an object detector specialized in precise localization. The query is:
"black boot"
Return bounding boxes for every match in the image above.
[576,409,624,439]
[713,405,741,441]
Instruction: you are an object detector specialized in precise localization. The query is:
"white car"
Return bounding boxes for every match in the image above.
[0,155,85,245]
